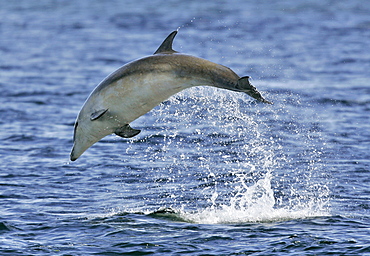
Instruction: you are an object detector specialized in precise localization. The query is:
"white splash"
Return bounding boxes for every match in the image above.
[181,171,329,224]
[129,87,331,224]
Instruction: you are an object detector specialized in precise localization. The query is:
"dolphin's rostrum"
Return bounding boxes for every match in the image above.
[70,31,272,161]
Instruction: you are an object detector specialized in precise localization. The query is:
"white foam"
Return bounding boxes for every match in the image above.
[181,172,329,224]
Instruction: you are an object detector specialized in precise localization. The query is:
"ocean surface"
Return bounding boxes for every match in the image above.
[1,0,369,255]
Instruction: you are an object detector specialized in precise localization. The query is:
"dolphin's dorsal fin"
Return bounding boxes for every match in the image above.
[154,31,178,54]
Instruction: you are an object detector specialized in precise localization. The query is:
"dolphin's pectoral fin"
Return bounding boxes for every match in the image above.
[90,109,108,121]
[115,124,141,138]
[154,31,178,54]
[237,77,273,104]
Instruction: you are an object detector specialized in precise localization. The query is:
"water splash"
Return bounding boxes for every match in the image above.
[182,169,329,224]
[128,87,330,224]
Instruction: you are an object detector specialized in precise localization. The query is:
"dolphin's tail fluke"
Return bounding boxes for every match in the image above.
[237,76,273,104]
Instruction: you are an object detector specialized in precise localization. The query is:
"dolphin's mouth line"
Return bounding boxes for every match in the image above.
[73,121,79,142]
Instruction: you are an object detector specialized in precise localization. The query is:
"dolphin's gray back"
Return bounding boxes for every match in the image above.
[93,53,241,95]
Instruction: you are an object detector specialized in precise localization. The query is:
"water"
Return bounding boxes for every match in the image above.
[1,0,369,255]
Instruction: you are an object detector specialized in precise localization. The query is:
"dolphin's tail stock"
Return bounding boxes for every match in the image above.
[236,76,273,104]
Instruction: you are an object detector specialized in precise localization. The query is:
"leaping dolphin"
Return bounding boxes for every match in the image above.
[70,31,272,161]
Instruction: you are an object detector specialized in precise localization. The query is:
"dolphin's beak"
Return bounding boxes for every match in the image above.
[70,134,100,161]
[70,140,92,161]
[70,145,80,161]
[70,120,90,161]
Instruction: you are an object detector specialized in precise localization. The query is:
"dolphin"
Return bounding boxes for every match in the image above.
[70,31,272,161]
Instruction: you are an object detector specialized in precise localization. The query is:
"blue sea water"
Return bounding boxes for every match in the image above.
[1,0,370,255]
